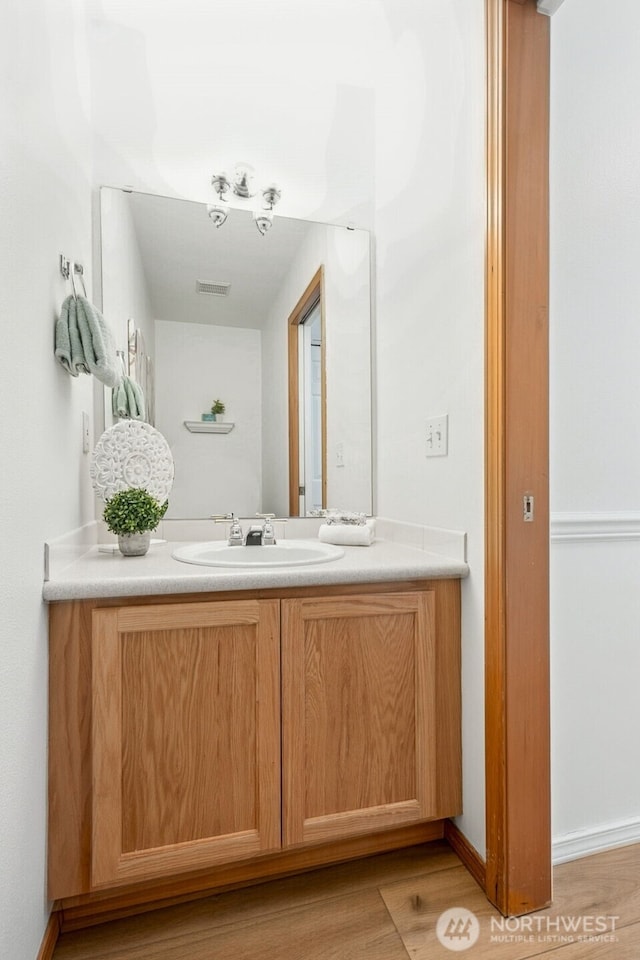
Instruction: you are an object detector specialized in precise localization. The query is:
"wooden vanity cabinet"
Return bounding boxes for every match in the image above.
[48,580,461,906]
[91,600,281,889]
[282,591,459,846]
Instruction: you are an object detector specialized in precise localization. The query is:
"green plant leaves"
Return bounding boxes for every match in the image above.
[103,488,168,535]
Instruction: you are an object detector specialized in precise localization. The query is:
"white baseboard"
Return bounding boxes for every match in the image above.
[553,816,640,864]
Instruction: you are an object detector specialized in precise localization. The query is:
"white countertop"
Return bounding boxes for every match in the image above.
[42,538,469,602]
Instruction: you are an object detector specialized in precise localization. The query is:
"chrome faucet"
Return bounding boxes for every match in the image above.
[245,517,277,546]
[245,514,276,547]
[212,513,244,546]
[212,513,286,546]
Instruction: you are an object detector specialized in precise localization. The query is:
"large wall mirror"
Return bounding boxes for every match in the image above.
[100,187,372,519]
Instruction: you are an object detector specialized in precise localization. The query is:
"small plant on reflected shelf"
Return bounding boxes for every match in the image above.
[210,399,226,419]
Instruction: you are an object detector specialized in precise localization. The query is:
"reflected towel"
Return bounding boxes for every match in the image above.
[325,510,367,526]
[54,295,90,377]
[318,519,376,546]
[75,295,120,387]
[112,375,146,421]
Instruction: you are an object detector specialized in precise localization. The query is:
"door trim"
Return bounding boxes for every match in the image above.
[485,0,551,915]
[287,266,327,515]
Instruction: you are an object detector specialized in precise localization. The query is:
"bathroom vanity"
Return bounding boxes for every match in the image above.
[46,539,465,926]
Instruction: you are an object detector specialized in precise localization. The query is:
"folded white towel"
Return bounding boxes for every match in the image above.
[318,518,376,546]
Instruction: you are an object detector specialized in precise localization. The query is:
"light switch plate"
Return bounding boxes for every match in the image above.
[426,415,448,457]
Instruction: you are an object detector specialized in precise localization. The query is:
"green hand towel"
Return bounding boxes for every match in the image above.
[54,295,90,377]
[112,374,146,421]
[75,295,120,388]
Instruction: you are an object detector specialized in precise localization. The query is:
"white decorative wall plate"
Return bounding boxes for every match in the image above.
[90,420,174,503]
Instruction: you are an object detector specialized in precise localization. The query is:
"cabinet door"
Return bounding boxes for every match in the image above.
[91,599,280,888]
[282,591,447,847]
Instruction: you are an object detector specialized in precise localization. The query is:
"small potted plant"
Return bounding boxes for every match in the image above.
[103,487,168,556]
[210,398,225,421]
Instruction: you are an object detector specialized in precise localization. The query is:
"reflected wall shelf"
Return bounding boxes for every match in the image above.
[184,421,235,434]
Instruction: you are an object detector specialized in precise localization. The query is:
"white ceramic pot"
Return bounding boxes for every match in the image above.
[118,531,151,556]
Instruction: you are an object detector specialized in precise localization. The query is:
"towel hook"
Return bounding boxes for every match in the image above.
[60,255,87,299]
[72,263,88,299]
[60,254,72,280]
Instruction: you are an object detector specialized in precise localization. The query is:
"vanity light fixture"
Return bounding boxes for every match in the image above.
[207,169,233,227]
[209,163,282,235]
[206,203,228,228]
[254,183,282,236]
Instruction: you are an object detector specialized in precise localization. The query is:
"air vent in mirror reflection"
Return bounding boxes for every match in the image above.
[195,280,231,296]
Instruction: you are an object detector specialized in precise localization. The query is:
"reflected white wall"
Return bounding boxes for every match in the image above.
[155,321,262,517]
[262,223,372,518]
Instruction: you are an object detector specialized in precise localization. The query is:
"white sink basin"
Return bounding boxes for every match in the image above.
[172,539,345,568]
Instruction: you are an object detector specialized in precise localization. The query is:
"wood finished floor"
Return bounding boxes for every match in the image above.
[53,841,640,959]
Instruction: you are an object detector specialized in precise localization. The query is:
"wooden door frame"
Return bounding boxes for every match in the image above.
[287,266,327,516]
[484,0,551,915]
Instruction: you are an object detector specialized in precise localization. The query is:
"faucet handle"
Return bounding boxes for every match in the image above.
[212,513,244,544]
[256,513,284,545]
[262,517,276,545]
[228,515,244,545]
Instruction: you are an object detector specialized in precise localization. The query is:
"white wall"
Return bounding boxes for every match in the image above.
[374,0,486,853]
[0,1,94,956]
[261,222,372,518]
[550,0,640,858]
[0,10,487,953]
[155,320,262,517]
[85,0,379,228]
[85,0,486,854]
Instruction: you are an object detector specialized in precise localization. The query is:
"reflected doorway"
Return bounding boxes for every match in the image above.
[288,266,327,516]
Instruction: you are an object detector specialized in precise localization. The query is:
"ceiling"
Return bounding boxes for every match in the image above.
[127,191,313,329]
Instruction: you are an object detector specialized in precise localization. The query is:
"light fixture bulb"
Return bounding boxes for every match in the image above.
[207,203,228,228]
[233,162,256,198]
[254,209,273,236]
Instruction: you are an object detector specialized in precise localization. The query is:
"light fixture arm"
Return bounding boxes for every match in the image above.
[261,184,281,210]
[211,172,232,200]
